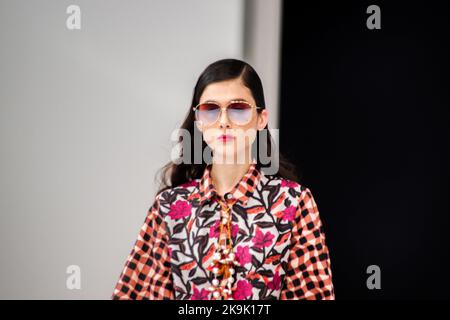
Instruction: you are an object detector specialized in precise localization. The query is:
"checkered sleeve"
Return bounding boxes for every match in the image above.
[280,187,335,300]
[112,194,174,300]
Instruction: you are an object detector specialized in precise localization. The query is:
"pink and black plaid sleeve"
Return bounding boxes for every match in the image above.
[112,195,174,300]
[280,187,335,300]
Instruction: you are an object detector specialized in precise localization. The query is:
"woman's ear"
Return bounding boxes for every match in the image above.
[257,109,269,130]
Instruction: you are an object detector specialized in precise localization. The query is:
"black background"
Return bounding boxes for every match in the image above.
[279,1,450,299]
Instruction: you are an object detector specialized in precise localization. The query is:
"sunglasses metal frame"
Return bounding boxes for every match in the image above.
[192,100,263,125]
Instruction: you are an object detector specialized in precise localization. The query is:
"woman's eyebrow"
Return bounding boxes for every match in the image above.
[203,98,248,103]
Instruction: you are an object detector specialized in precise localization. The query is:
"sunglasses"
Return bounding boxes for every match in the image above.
[193,100,263,126]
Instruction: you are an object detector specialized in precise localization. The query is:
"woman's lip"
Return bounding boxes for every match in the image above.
[217,134,235,141]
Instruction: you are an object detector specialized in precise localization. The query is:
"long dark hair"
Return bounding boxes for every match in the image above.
[155,58,298,195]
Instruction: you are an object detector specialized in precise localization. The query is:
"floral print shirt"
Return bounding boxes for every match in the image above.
[112,163,335,300]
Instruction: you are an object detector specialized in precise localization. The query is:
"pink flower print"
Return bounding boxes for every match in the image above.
[267,271,281,290]
[235,245,252,265]
[232,280,253,300]
[209,220,220,238]
[209,220,239,238]
[281,179,298,188]
[168,200,192,220]
[168,247,173,258]
[231,224,239,237]
[191,287,209,300]
[252,229,275,249]
[180,180,198,188]
[282,205,296,221]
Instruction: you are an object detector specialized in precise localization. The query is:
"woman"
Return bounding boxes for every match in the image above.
[112,59,334,300]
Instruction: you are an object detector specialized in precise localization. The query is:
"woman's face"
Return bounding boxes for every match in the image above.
[196,78,268,164]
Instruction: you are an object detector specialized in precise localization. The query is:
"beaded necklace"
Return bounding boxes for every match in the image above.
[207,196,239,300]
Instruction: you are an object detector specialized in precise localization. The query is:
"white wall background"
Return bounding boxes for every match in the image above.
[0,0,281,299]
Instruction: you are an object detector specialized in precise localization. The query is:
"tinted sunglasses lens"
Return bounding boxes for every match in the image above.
[196,103,220,124]
[227,102,253,124]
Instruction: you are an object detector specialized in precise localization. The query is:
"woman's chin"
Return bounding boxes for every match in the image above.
[212,147,251,164]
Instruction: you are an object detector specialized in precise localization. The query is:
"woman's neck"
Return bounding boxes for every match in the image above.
[210,161,252,197]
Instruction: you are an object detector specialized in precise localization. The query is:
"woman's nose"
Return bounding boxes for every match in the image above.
[218,108,231,128]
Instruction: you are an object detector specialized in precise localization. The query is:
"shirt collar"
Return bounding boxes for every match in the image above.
[198,162,261,206]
